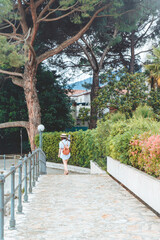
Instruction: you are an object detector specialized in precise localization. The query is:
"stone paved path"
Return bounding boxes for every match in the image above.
[4,174,160,240]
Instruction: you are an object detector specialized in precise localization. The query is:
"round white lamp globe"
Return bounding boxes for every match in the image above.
[38,124,45,132]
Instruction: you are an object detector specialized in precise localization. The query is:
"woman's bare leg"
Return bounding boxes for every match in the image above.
[63,160,68,174]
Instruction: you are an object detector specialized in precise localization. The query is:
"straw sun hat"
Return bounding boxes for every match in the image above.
[60,133,67,138]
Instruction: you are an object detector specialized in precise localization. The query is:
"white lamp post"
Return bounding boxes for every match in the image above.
[38,124,45,149]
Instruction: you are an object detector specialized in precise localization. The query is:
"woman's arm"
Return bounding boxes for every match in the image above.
[58,148,61,158]
[58,141,62,158]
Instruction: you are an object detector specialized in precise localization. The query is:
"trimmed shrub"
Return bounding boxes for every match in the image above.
[35,130,103,168]
[35,107,160,176]
[133,105,155,119]
[103,117,160,165]
[110,112,126,123]
[129,132,160,177]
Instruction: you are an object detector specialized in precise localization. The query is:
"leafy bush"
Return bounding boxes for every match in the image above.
[35,130,104,168]
[110,112,126,123]
[133,105,155,119]
[103,117,160,165]
[147,89,160,117]
[95,119,110,159]
[129,132,160,177]
[35,107,160,177]
[96,70,148,118]
[129,132,151,169]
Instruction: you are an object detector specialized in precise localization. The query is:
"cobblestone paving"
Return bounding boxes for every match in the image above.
[4,174,160,240]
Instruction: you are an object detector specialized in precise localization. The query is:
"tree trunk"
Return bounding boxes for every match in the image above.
[151,76,155,90]
[23,63,41,150]
[89,71,99,129]
[130,32,135,74]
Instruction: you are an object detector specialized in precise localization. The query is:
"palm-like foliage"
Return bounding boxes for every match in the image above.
[145,47,160,87]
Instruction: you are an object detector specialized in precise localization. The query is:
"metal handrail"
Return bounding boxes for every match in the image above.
[0,148,46,240]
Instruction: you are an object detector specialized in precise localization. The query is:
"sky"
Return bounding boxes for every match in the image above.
[67,50,150,84]
[67,18,159,83]
[46,31,156,85]
[65,71,91,84]
[47,47,151,85]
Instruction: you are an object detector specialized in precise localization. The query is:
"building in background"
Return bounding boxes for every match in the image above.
[67,77,109,127]
[68,90,90,127]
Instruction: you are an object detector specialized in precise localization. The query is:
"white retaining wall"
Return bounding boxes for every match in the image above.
[90,160,106,175]
[47,162,90,174]
[107,156,160,214]
[47,161,106,175]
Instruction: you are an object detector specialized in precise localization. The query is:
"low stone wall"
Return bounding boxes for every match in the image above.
[46,162,90,174]
[107,156,160,214]
[90,160,106,175]
[47,161,106,175]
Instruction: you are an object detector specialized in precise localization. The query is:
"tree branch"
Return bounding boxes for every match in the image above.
[37,1,79,23]
[135,49,152,56]
[35,0,46,8]
[134,17,154,46]
[11,76,24,87]
[37,0,56,21]
[37,6,60,23]
[0,69,23,78]
[37,9,77,23]
[118,52,129,69]
[99,28,118,70]
[27,43,37,65]
[81,36,98,70]
[137,17,157,32]
[30,0,39,50]
[77,41,97,71]
[37,5,108,64]
[96,9,135,18]
[0,121,29,130]
[0,32,22,41]
[0,23,12,30]
[30,0,37,26]
[3,19,17,34]
[18,0,28,34]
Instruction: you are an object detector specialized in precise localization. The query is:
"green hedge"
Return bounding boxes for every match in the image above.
[35,106,160,176]
[95,107,160,175]
[129,133,160,177]
[35,130,105,168]
[104,117,160,164]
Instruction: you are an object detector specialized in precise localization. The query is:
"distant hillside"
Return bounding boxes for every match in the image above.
[68,77,92,90]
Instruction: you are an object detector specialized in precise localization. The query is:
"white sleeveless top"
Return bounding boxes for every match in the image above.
[59,139,71,160]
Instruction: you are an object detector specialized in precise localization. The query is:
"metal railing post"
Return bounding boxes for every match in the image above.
[9,164,16,229]
[0,149,46,237]
[3,155,5,171]
[0,172,5,240]
[24,157,28,202]
[38,150,41,175]
[28,153,32,193]
[39,150,47,175]
[17,158,23,214]
[44,153,47,174]
[32,152,35,187]
[35,152,38,181]
[37,151,40,178]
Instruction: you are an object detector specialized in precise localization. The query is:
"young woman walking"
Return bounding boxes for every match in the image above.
[58,133,70,175]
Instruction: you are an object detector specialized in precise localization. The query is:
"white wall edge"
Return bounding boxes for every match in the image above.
[107,156,160,214]
[47,162,90,174]
[90,160,107,175]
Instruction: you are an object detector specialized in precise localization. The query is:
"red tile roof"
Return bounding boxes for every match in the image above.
[67,90,87,96]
